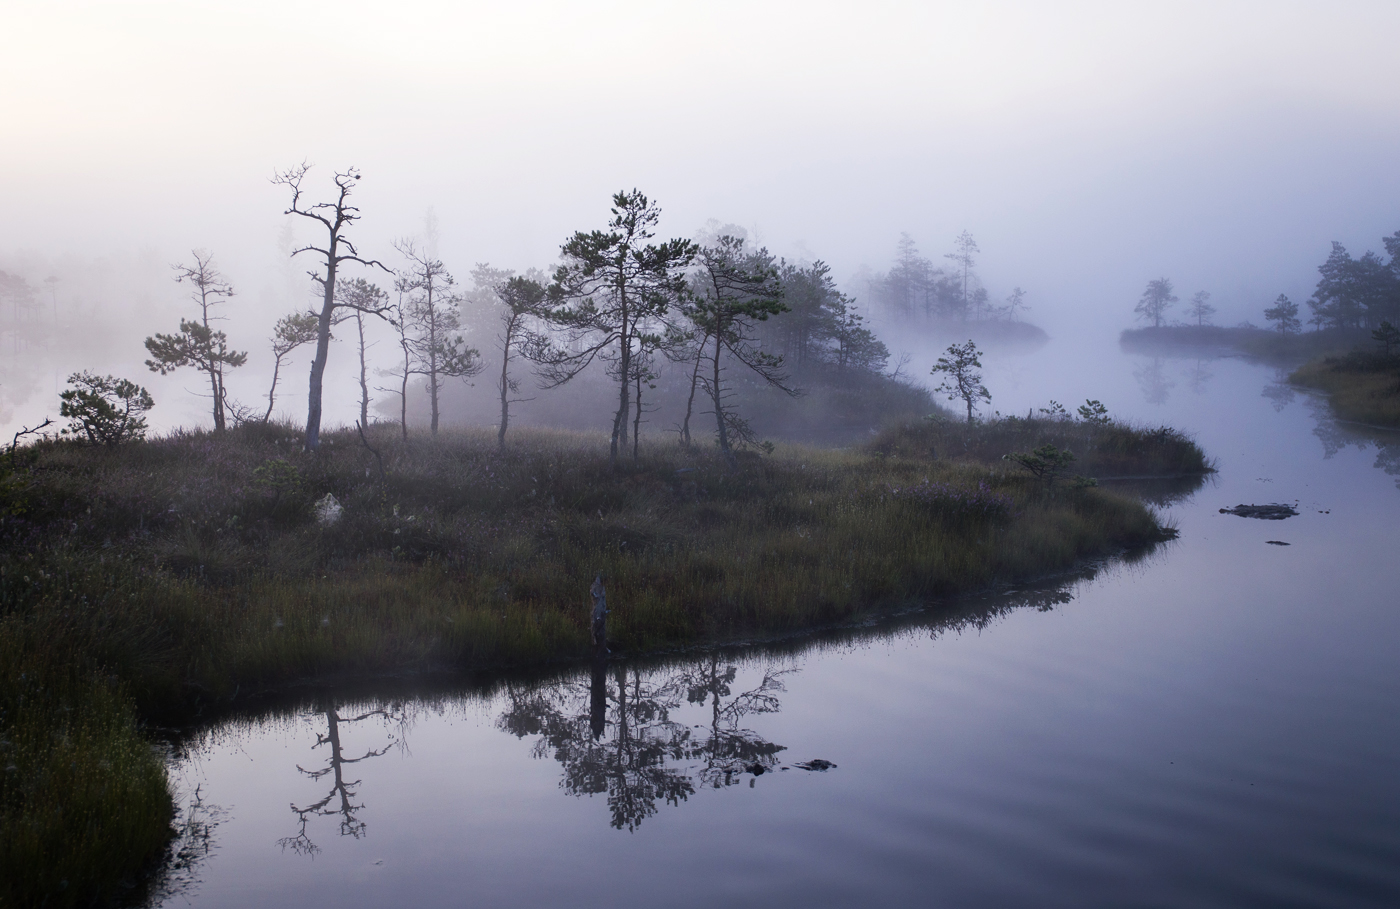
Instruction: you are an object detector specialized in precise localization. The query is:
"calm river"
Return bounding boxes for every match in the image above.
[155,334,1400,908]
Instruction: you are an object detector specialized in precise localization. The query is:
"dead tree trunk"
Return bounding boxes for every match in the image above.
[590,574,609,654]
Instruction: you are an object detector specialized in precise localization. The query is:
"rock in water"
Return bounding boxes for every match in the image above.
[1266,540,1291,546]
[1220,503,1298,520]
[795,759,838,771]
[315,493,343,526]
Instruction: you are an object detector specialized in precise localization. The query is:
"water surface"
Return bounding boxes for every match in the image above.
[158,338,1400,908]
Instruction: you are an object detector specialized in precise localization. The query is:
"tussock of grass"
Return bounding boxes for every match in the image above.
[1290,350,1400,427]
[869,414,1213,478]
[1,421,1191,904]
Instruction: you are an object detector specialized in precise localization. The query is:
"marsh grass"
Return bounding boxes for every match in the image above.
[869,414,1213,479]
[1290,349,1400,427]
[0,631,172,907]
[1,420,1191,905]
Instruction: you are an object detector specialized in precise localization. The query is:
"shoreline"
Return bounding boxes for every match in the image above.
[1,420,1207,907]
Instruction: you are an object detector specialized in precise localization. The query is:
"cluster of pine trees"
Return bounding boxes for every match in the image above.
[863,232,1027,324]
[1296,233,1400,331]
[134,170,901,464]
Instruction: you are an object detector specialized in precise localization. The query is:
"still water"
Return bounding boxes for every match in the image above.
[157,338,1400,908]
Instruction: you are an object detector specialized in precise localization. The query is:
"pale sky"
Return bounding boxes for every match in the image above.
[3,0,1399,427]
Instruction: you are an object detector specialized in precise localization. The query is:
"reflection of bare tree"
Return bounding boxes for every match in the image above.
[1135,357,1175,405]
[1185,358,1214,395]
[499,658,789,830]
[278,702,403,856]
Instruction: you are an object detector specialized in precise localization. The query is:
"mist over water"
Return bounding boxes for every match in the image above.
[7,5,1400,905]
[5,2,1400,439]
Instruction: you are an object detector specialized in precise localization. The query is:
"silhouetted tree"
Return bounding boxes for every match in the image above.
[377,282,413,441]
[541,190,696,464]
[1001,286,1029,321]
[395,242,481,436]
[1264,293,1301,335]
[144,251,246,431]
[685,236,793,462]
[1372,320,1399,356]
[1135,278,1177,328]
[482,272,551,449]
[1187,290,1216,327]
[59,373,154,446]
[0,271,42,355]
[930,340,990,422]
[263,311,319,422]
[944,230,980,321]
[882,233,937,318]
[1309,241,1399,330]
[271,163,391,450]
[828,294,889,376]
[336,278,387,430]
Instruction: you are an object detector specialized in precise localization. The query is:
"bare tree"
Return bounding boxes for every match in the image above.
[395,242,482,436]
[336,278,387,430]
[944,230,980,321]
[376,282,413,442]
[271,163,391,450]
[540,190,696,465]
[144,251,246,431]
[263,311,319,422]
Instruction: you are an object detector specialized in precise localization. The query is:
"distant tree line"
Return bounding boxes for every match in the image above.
[864,231,1028,324]
[1301,233,1400,331]
[1133,227,1400,337]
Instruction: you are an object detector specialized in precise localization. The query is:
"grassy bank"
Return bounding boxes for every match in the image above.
[1290,349,1400,427]
[871,413,1213,478]
[1120,325,1371,362]
[1,420,1202,905]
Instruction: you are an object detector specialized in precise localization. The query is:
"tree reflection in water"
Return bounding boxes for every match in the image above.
[679,655,788,789]
[1186,358,1214,395]
[1262,382,1297,412]
[278,702,405,856]
[1309,397,1400,490]
[498,657,789,830]
[1135,357,1175,405]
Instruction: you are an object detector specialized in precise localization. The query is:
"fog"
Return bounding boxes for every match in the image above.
[4,0,1400,436]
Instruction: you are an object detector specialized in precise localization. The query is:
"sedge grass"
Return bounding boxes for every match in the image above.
[1290,350,1400,427]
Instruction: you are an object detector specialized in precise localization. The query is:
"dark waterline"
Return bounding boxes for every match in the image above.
[155,340,1400,908]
